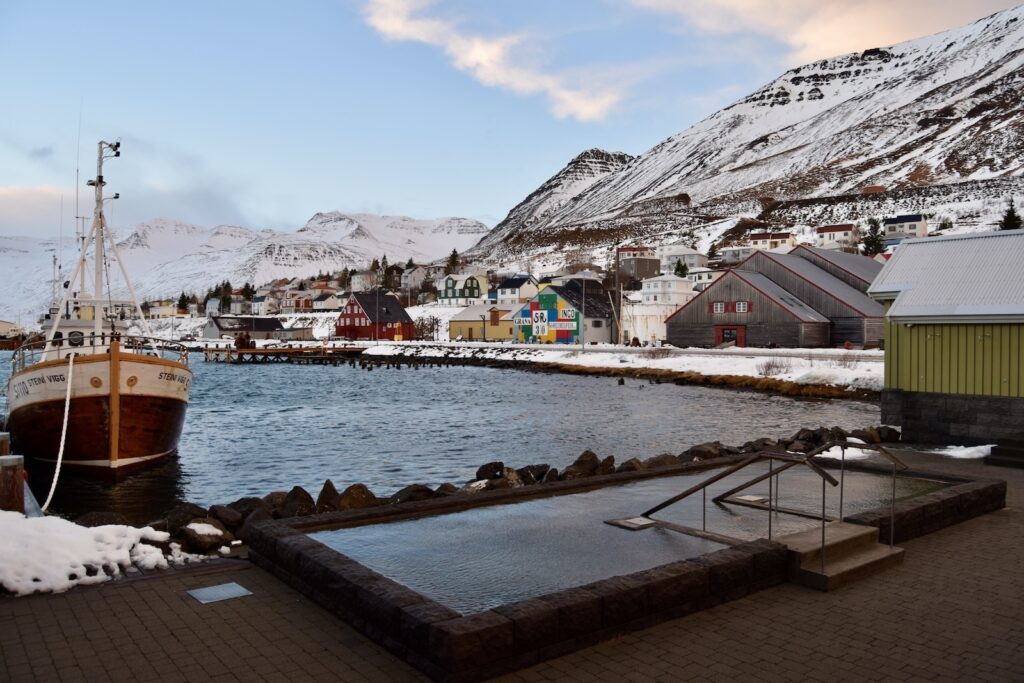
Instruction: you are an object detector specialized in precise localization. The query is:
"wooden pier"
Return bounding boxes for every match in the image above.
[203,347,366,365]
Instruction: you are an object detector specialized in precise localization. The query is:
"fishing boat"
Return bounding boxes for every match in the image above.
[5,140,192,480]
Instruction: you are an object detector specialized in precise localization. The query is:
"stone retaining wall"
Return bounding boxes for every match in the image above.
[882,389,1024,445]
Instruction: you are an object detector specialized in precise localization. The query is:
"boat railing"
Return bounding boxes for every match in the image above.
[11,335,190,372]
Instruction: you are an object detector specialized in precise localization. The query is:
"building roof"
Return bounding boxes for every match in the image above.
[348,291,413,324]
[868,231,1024,322]
[210,316,284,332]
[883,214,924,225]
[497,275,533,290]
[548,282,615,319]
[450,303,519,321]
[790,244,882,286]
[643,274,690,283]
[749,232,792,240]
[732,272,831,323]
[816,224,856,234]
[755,252,884,317]
[314,293,336,302]
[657,243,702,256]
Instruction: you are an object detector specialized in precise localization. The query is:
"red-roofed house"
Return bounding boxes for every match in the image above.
[815,224,860,251]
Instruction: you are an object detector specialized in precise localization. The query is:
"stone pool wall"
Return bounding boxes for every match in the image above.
[248,520,786,682]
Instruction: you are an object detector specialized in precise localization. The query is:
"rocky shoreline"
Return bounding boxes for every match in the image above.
[73,423,900,561]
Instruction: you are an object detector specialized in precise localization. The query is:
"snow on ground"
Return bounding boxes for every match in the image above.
[0,512,171,596]
[362,342,885,392]
[932,444,994,459]
[406,304,465,340]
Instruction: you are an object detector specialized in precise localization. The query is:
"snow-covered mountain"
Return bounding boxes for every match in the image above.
[470,5,1024,268]
[0,213,489,326]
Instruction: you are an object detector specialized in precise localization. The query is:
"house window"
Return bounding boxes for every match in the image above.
[713,302,725,313]
[653,295,658,302]
[736,301,749,313]
[593,320,603,328]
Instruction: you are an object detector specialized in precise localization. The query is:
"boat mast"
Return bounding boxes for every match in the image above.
[87,140,120,337]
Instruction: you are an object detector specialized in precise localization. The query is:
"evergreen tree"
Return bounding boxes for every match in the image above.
[444,248,459,275]
[706,243,718,260]
[176,291,189,311]
[999,198,1022,230]
[370,258,380,272]
[861,218,886,256]
[938,218,954,232]
[297,280,306,291]
[405,257,415,270]
[242,282,255,301]
[673,261,689,278]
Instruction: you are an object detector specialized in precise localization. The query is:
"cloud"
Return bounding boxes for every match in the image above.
[0,186,67,236]
[629,0,1022,63]
[27,146,54,160]
[363,0,623,121]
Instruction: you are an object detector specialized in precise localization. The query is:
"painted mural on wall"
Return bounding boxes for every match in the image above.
[515,291,580,343]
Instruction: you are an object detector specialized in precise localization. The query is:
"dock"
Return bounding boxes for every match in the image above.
[202,347,366,364]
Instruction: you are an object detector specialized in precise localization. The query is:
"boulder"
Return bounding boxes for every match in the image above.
[278,486,316,518]
[616,458,645,473]
[390,484,437,505]
[596,456,616,476]
[787,440,815,454]
[435,483,459,496]
[515,467,538,486]
[208,505,243,531]
[164,502,209,535]
[830,426,849,441]
[747,437,783,453]
[226,496,270,522]
[790,428,817,444]
[73,511,130,528]
[475,461,505,481]
[524,464,550,481]
[561,450,601,480]
[876,426,901,443]
[850,427,881,444]
[336,484,384,510]
[237,508,272,544]
[262,491,288,511]
[316,479,340,513]
[180,517,234,554]
[488,468,524,490]
[541,468,560,484]
[642,453,680,469]
[460,480,489,494]
[687,442,723,461]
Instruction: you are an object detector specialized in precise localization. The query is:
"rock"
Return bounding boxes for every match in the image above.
[164,502,209,535]
[316,479,340,513]
[876,426,901,443]
[488,468,525,490]
[460,480,489,494]
[515,467,538,486]
[475,461,505,481]
[616,458,645,473]
[262,491,288,511]
[237,508,272,544]
[180,517,234,554]
[435,483,459,496]
[390,484,437,505]
[830,426,849,441]
[562,450,601,480]
[790,428,817,444]
[850,427,881,444]
[597,456,616,476]
[73,511,130,528]
[278,486,316,518]
[525,464,550,481]
[144,519,168,533]
[541,468,559,484]
[787,440,815,453]
[337,484,384,510]
[748,437,783,453]
[642,453,680,469]
[226,496,270,522]
[687,442,723,461]
[208,505,243,531]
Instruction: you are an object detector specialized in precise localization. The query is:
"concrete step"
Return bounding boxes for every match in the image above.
[985,452,1024,469]
[777,521,879,571]
[790,544,905,592]
[996,435,1024,449]
[990,445,1024,459]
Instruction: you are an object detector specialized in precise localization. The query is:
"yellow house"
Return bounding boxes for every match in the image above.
[449,303,520,341]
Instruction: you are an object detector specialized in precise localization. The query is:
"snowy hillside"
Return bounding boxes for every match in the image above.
[471,5,1024,268]
[0,213,488,326]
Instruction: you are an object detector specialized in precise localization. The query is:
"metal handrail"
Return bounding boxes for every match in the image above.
[10,335,189,372]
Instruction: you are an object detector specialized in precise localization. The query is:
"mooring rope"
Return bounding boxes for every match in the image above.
[42,352,75,512]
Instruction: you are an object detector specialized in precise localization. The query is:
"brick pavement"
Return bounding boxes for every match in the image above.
[2,450,1022,682]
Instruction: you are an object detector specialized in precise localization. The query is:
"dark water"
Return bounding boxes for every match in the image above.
[1,352,880,524]
[318,463,945,614]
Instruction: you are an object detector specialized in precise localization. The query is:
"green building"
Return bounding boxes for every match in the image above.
[868,231,1024,444]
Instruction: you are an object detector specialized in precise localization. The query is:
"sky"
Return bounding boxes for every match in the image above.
[1,0,1019,237]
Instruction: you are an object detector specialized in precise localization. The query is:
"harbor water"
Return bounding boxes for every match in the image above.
[1,352,880,523]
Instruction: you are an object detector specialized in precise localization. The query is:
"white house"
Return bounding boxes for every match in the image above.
[718,245,755,264]
[749,232,797,250]
[622,274,696,344]
[495,274,539,304]
[640,274,695,305]
[437,274,489,306]
[314,292,343,311]
[656,244,708,274]
[350,270,379,292]
[882,214,928,244]
[400,265,428,291]
[815,224,861,251]
[146,299,178,319]
[687,267,725,291]
[205,299,221,316]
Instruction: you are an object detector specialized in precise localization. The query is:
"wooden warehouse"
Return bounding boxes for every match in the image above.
[868,231,1024,444]
[667,246,883,348]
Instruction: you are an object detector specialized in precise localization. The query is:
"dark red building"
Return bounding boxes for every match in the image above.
[335,290,415,341]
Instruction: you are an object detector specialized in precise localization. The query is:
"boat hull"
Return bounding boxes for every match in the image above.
[6,348,191,480]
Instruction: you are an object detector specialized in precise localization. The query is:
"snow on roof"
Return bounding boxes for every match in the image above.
[642,274,689,283]
[869,230,1024,322]
[450,303,520,321]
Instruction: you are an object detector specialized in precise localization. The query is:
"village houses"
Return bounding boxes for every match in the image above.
[335,290,415,341]
[815,224,861,251]
[656,243,708,274]
[438,274,489,306]
[495,274,539,305]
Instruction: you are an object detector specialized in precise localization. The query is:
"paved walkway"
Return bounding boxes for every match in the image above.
[1,451,1022,682]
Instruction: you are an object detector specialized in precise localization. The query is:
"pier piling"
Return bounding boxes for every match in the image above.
[0,454,25,514]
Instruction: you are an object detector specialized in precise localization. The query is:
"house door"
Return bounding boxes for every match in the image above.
[714,325,746,347]
[467,328,473,340]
